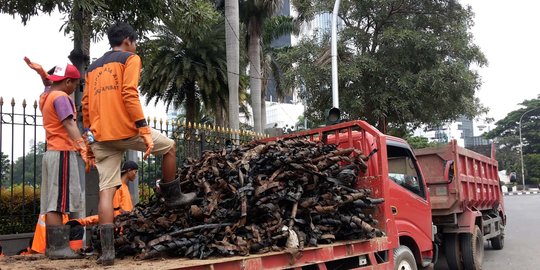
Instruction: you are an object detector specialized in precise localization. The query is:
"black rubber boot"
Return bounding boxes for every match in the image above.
[96,224,115,266]
[45,225,82,259]
[160,178,196,208]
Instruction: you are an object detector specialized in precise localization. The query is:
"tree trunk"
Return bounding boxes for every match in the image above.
[248,18,262,133]
[261,87,267,131]
[225,0,240,133]
[69,0,91,131]
[185,81,197,126]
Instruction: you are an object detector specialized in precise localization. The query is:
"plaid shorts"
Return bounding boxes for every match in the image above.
[40,150,82,214]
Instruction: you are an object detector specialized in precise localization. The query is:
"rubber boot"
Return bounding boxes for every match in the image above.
[96,224,115,266]
[160,178,196,208]
[45,225,82,259]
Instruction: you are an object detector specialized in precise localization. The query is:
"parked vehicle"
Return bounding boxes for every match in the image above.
[416,140,505,270]
[7,121,505,270]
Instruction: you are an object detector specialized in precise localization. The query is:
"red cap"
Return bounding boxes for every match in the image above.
[47,63,81,82]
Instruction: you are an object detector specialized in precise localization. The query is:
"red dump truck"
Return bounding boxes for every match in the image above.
[3,120,437,270]
[415,140,506,270]
[3,121,504,270]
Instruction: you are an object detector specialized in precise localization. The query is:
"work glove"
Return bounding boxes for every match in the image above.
[24,56,48,79]
[75,137,96,172]
[139,126,154,160]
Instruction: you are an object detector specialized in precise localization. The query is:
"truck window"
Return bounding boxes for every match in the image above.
[387,145,426,199]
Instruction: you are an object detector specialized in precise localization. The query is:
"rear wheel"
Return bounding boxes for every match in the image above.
[444,233,463,270]
[460,225,484,270]
[491,227,504,250]
[394,245,418,270]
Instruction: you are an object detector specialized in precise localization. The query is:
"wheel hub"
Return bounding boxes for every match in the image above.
[397,260,413,270]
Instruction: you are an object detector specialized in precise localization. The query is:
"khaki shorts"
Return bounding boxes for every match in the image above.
[41,151,82,214]
[91,128,174,191]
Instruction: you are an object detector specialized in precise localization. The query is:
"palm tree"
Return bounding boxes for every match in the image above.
[225,0,241,132]
[260,15,299,127]
[242,0,285,133]
[139,4,228,126]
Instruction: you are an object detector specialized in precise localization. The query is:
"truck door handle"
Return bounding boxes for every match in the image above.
[391,206,397,215]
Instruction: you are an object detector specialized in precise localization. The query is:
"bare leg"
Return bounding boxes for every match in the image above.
[98,187,117,224]
[46,211,63,226]
[162,142,177,183]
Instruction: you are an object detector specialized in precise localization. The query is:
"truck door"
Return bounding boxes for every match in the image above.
[387,141,434,259]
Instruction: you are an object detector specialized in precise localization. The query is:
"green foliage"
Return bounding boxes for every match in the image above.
[280,0,487,131]
[10,142,46,187]
[139,0,228,125]
[486,96,540,185]
[0,184,40,234]
[406,136,442,150]
[525,154,540,185]
[0,152,9,186]
[138,182,156,204]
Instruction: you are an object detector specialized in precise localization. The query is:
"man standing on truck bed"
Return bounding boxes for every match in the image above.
[82,22,196,266]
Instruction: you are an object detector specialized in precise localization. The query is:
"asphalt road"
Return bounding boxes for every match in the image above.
[435,194,540,270]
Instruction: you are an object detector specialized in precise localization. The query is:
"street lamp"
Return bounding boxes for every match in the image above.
[519,107,540,190]
[331,0,341,109]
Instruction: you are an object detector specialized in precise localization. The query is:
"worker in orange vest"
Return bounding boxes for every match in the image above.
[72,160,138,227]
[29,161,138,254]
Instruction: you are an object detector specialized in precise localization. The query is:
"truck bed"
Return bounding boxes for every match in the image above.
[415,140,502,216]
[0,237,391,270]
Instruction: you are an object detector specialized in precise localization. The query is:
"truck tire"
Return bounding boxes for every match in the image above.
[490,228,504,250]
[460,225,484,270]
[444,233,463,270]
[394,245,418,270]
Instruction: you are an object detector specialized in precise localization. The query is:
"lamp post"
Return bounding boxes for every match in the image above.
[519,107,540,190]
[331,0,341,109]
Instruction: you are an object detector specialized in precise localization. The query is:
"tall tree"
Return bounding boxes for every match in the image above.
[486,96,540,184]
[260,15,299,127]
[138,1,228,126]
[225,0,240,132]
[243,0,285,133]
[11,142,46,186]
[282,0,487,131]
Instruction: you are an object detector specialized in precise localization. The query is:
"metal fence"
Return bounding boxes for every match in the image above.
[135,117,265,202]
[0,96,265,234]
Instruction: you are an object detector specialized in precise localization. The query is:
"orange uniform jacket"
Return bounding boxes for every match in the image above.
[82,50,145,142]
[76,182,133,226]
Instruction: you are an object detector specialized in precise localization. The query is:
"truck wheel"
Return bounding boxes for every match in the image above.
[491,228,504,250]
[460,225,484,270]
[444,233,463,270]
[394,245,417,270]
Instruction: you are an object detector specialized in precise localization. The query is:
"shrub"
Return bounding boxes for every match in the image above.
[0,184,40,234]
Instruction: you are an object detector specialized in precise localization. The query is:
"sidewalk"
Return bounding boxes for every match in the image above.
[504,190,540,196]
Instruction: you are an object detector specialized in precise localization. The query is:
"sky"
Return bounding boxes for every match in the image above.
[0,1,539,158]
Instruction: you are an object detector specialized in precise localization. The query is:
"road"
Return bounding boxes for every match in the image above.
[435,194,540,270]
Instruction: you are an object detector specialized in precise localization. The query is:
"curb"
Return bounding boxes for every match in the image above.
[504,191,540,196]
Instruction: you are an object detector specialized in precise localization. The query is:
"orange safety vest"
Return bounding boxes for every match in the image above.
[30,214,82,254]
[75,182,133,226]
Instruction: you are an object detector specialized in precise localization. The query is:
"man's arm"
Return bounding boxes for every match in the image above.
[82,73,90,129]
[121,54,145,123]
[122,54,153,159]
[24,57,52,87]
[119,185,133,212]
